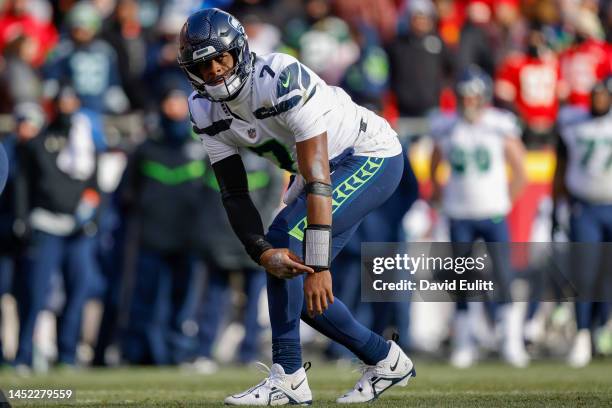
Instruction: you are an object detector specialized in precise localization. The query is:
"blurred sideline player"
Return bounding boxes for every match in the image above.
[558,11,612,109]
[430,66,529,368]
[495,24,560,148]
[178,8,415,405]
[553,80,612,368]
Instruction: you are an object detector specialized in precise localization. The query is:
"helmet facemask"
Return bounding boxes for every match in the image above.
[180,36,252,102]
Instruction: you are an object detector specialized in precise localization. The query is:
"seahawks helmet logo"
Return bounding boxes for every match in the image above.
[229,15,244,33]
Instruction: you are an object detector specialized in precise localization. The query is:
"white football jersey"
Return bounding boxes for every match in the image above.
[559,106,612,204]
[431,107,520,219]
[188,52,401,174]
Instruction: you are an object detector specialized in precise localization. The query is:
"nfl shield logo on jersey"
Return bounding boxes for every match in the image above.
[248,128,257,139]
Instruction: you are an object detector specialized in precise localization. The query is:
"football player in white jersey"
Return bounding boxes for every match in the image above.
[554,81,612,368]
[178,9,415,405]
[429,66,529,368]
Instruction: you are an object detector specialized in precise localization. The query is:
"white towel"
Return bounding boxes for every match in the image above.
[56,112,96,181]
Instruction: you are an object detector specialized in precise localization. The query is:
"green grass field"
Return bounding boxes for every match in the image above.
[1,360,612,407]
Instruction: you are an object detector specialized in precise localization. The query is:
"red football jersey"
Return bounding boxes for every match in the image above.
[559,39,612,108]
[495,52,560,129]
[0,14,58,67]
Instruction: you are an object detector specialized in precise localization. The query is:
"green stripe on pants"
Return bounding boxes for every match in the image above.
[288,157,385,241]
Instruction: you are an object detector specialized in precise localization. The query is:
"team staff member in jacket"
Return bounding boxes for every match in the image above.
[121,84,205,365]
[187,149,283,372]
[13,87,100,369]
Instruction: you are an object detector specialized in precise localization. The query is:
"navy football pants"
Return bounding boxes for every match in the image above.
[265,152,404,372]
[569,199,612,330]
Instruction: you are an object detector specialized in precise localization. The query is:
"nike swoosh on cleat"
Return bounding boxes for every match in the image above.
[291,377,306,390]
[282,72,291,88]
[390,353,400,371]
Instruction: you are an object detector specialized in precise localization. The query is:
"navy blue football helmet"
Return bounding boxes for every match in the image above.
[455,65,492,120]
[177,8,252,101]
[455,65,493,100]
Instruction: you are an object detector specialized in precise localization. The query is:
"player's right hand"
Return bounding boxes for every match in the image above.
[260,248,314,279]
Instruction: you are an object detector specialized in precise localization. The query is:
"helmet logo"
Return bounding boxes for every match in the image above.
[229,15,243,33]
[193,46,216,59]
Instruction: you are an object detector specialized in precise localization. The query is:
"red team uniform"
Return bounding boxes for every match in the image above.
[559,39,612,108]
[496,52,560,132]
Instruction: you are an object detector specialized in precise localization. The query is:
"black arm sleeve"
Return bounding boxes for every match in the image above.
[212,154,273,264]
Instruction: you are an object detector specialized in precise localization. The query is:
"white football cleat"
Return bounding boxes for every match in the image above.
[498,304,530,368]
[450,345,477,369]
[224,362,312,406]
[180,357,219,375]
[502,339,530,368]
[450,311,477,369]
[568,329,592,368]
[336,340,416,404]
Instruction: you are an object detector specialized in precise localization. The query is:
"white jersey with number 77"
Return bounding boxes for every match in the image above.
[559,106,612,204]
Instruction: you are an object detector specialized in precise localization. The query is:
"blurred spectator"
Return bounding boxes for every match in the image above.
[101,0,150,111]
[6,103,44,246]
[559,6,612,108]
[120,85,202,365]
[242,14,281,55]
[1,34,42,104]
[230,0,305,33]
[144,6,191,101]
[12,91,100,369]
[495,24,560,148]
[283,0,328,53]
[524,0,561,29]
[0,104,41,253]
[436,0,466,49]
[283,0,356,72]
[340,23,389,112]
[602,0,612,42]
[0,103,43,367]
[332,0,400,44]
[186,151,283,371]
[0,0,58,67]
[0,58,14,114]
[492,0,527,61]
[298,15,358,85]
[43,2,129,114]
[457,0,496,77]
[387,0,453,137]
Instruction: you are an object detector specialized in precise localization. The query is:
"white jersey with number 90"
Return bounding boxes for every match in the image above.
[431,107,520,219]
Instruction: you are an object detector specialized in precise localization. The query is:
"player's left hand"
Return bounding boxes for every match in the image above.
[304,270,334,317]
